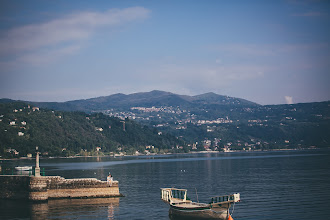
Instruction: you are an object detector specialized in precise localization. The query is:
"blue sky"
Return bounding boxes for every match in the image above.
[0,0,329,105]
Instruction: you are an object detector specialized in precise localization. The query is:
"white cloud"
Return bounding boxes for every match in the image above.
[0,7,150,64]
[285,96,294,104]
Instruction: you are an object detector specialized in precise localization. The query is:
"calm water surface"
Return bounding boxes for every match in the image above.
[1,150,329,219]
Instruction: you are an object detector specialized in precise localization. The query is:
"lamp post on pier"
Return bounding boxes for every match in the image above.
[35,146,40,177]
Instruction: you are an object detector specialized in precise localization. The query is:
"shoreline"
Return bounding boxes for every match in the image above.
[0,147,326,161]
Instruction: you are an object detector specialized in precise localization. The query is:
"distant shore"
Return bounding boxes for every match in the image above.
[1,147,325,161]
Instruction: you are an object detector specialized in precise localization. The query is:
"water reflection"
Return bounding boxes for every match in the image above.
[108,203,114,219]
[1,198,120,219]
[47,198,119,219]
[30,202,48,220]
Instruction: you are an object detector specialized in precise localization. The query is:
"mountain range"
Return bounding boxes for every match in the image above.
[26,90,259,112]
[1,90,329,151]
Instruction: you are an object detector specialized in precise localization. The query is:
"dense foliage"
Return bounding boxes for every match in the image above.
[0,102,184,158]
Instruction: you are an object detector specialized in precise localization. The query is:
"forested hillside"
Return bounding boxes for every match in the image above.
[1,91,329,157]
[148,101,330,149]
[0,102,184,158]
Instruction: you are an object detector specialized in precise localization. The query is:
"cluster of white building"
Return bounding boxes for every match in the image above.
[131,106,186,114]
[196,118,233,125]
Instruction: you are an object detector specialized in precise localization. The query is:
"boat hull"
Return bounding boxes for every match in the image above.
[15,166,32,171]
[160,188,239,220]
[169,205,229,219]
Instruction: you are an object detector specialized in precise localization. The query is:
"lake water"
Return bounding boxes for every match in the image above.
[1,149,330,219]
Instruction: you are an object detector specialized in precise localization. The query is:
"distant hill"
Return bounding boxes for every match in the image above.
[23,90,259,112]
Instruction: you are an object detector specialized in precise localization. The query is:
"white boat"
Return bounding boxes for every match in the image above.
[15,166,32,171]
[161,188,240,219]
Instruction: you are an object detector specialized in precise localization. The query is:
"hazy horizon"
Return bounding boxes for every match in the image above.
[2,89,330,106]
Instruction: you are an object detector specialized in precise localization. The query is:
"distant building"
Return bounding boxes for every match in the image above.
[10,121,16,125]
[203,140,211,146]
[223,146,231,152]
[21,121,27,126]
[32,107,40,111]
[18,132,24,136]
[7,148,19,155]
[96,147,101,151]
[27,153,32,158]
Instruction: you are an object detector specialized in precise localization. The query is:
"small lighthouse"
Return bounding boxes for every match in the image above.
[35,146,40,177]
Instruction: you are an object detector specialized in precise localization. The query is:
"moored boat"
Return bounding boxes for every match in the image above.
[161,188,240,219]
[15,166,32,171]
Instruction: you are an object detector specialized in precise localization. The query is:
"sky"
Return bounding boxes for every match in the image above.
[0,0,329,105]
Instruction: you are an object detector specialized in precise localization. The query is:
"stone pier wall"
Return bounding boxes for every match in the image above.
[0,175,121,201]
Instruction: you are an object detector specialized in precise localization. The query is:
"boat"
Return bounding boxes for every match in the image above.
[161,188,240,219]
[15,166,32,171]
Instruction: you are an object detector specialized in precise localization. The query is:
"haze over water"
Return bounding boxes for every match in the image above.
[1,149,329,219]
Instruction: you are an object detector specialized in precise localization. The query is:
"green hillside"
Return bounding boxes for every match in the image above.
[0,102,184,158]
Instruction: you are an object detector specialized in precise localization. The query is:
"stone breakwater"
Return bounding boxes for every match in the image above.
[0,175,122,201]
